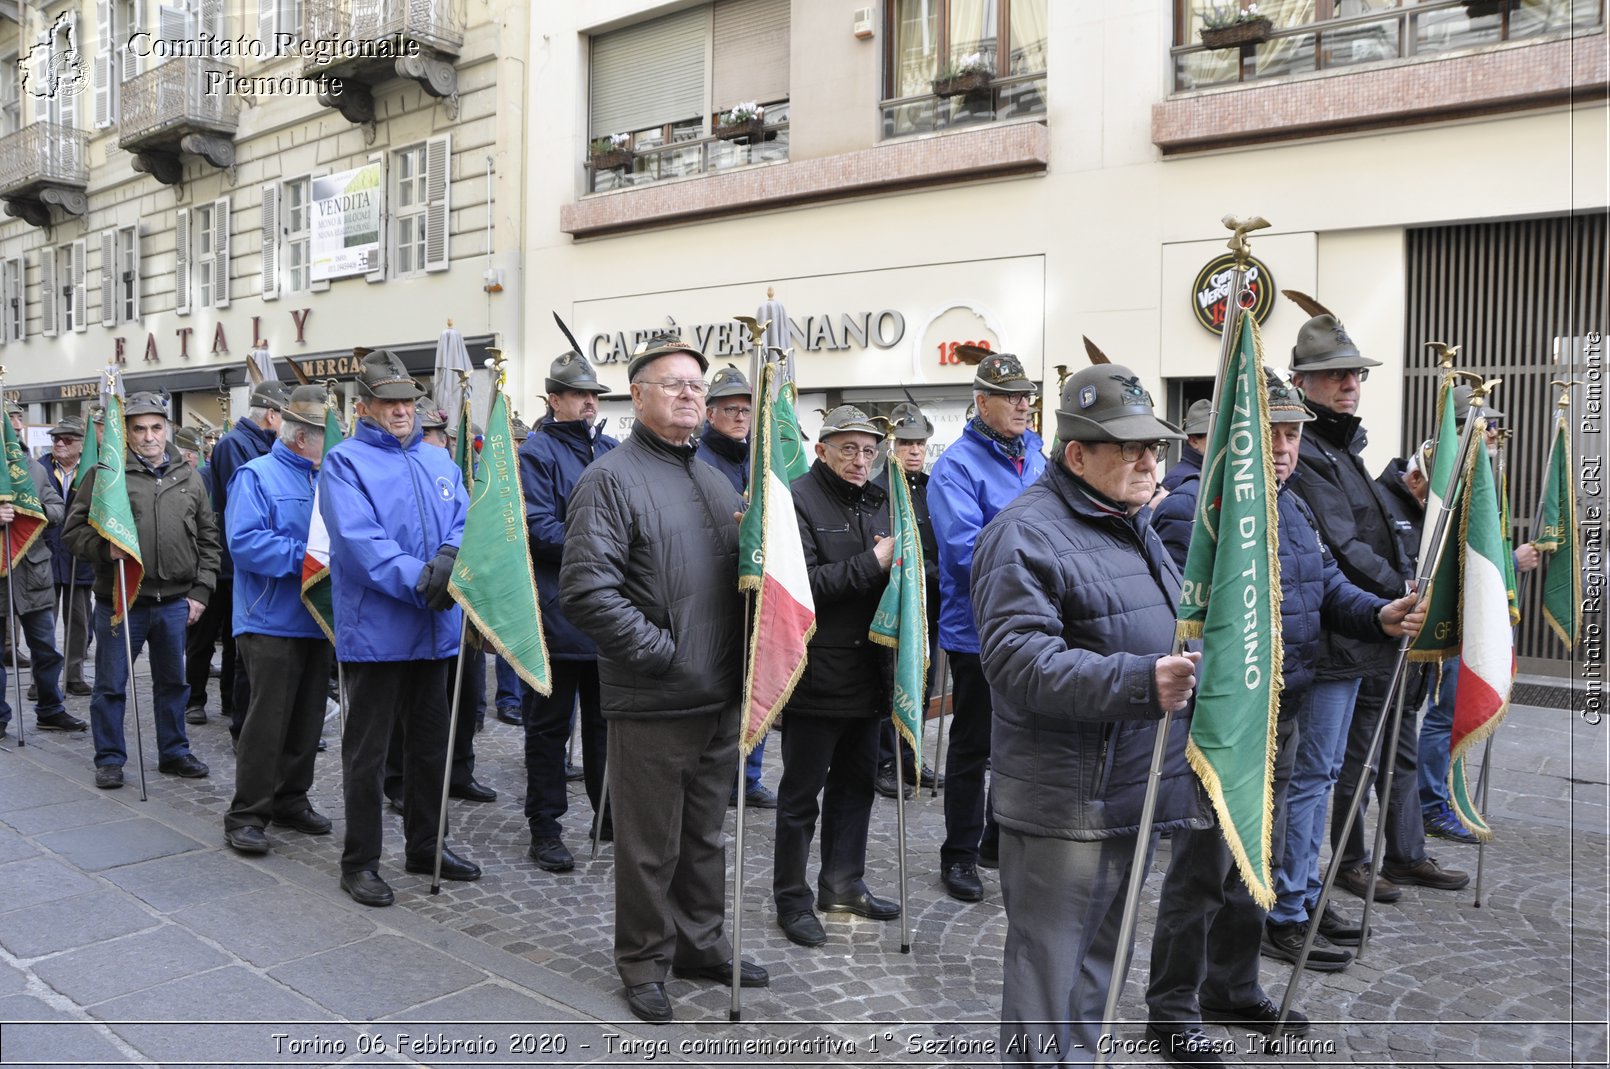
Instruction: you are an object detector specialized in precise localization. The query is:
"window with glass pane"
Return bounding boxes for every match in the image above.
[394,146,427,276]
[117,226,136,322]
[888,0,1046,96]
[55,247,72,328]
[196,204,215,307]
[284,178,310,293]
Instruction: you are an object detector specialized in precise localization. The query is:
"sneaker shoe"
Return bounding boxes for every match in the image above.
[1316,904,1367,947]
[184,705,208,725]
[94,764,124,789]
[1143,1023,1225,1066]
[744,785,779,809]
[157,753,209,778]
[36,711,87,732]
[1334,862,1401,903]
[1381,855,1470,891]
[528,837,575,873]
[1424,804,1480,845]
[1260,920,1352,972]
[1199,995,1311,1037]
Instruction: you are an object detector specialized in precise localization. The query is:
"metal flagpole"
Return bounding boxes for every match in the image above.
[116,559,148,800]
[3,523,22,750]
[1274,380,1493,1035]
[336,663,348,738]
[1096,214,1267,1064]
[730,589,751,1022]
[891,449,912,955]
[431,620,472,895]
[590,753,610,859]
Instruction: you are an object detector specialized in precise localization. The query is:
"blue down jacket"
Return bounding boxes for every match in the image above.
[318,418,466,662]
[927,422,1044,654]
[973,462,1211,840]
[1154,470,1389,706]
[225,441,321,640]
[207,417,275,579]
[519,415,618,659]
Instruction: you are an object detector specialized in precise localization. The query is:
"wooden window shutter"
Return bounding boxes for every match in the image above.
[423,134,450,274]
[260,183,279,301]
[100,230,116,326]
[39,250,56,337]
[175,207,191,316]
[212,196,230,308]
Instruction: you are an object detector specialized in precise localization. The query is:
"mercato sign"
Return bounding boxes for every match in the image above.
[588,310,907,364]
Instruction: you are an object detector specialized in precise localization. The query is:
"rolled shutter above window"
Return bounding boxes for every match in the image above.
[589,6,707,138]
[712,0,789,112]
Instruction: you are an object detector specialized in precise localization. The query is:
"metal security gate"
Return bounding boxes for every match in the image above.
[1403,212,1607,675]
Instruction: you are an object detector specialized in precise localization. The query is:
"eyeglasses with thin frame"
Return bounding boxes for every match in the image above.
[1105,440,1168,463]
[714,404,752,419]
[1318,367,1369,383]
[640,379,710,397]
[830,443,879,461]
[990,391,1038,407]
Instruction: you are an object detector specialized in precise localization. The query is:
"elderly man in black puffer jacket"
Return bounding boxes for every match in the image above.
[771,405,897,950]
[561,334,768,1026]
[973,362,1210,1066]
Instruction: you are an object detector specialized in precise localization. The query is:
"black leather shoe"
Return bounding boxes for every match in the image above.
[184,705,207,725]
[672,957,769,987]
[744,785,779,809]
[94,765,123,789]
[1381,855,1470,891]
[817,888,900,921]
[528,837,575,873]
[1260,920,1352,972]
[779,909,827,947]
[1144,1023,1226,1066]
[405,847,482,882]
[158,754,210,778]
[1316,904,1367,946]
[941,861,984,902]
[1199,995,1310,1037]
[1335,862,1401,903]
[495,705,523,726]
[624,982,671,1024]
[386,795,404,815]
[977,839,1000,870]
[875,763,914,800]
[341,870,394,907]
[272,807,333,836]
[449,779,497,803]
[66,681,92,696]
[225,825,270,855]
[36,711,87,732]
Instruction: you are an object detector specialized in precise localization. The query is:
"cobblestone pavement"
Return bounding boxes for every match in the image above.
[0,654,1603,1067]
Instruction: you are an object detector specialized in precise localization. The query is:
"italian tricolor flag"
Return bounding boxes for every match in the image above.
[299,402,345,643]
[736,361,815,754]
[1447,417,1516,841]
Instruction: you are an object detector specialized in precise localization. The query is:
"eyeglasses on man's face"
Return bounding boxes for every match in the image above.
[714,404,752,419]
[831,443,879,461]
[1318,367,1369,383]
[990,391,1038,407]
[1107,440,1168,463]
[641,379,709,397]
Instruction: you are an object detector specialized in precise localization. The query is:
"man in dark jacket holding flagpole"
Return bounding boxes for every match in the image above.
[974,363,1207,1065]
[561,334,768,1025]
[518,350,617,873]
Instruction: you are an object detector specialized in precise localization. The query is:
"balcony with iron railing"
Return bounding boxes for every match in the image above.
[300,0,464,122]
[586,107,791,195]
[119,58,240,184]
[0,121,88,226]
[1155,0,1605,151]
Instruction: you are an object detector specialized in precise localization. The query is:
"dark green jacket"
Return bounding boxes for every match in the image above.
[62,443,219,607]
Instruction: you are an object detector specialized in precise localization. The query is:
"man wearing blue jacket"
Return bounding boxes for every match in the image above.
[221,386,333,856]
[518,350,617,873]
[927,351,1044,902]
[320,350,477,907]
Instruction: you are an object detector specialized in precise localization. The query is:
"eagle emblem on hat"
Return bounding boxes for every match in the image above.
[1078,385,1098,409]
[1111,374,1151,404]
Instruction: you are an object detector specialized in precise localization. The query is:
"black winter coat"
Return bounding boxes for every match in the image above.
[784,461,889,718]
[1161,442,1203,493]
[1289,404,1410,681]
[519,415,619,660]
[695,429,748,496]
[972,463,1211,841]
[560,424,744,721]
[207,418,275,579]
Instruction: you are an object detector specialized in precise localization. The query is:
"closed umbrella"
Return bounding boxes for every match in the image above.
[435,319,474,426]
[757,287,793,385]
[246,344,275,386]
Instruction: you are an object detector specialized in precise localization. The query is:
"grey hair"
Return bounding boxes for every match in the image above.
[248,406,274,423]
[278,419,313,447]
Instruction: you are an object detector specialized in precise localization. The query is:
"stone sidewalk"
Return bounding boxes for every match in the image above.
[0,659,1603,1068]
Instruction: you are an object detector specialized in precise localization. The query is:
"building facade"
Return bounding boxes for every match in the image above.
[523,0,1605,674]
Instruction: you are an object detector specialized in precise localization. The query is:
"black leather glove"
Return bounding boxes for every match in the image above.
[415,545,459,611]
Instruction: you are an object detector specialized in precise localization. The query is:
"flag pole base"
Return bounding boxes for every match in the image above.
[728,1009,740,1023]
[900,943,911,954]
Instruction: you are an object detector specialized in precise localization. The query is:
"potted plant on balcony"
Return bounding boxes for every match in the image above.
[1198,3,1273,49]
[588,134,632,171]
[1461,0,1512,18]
[933,52,994,98]
[714,102,766,142]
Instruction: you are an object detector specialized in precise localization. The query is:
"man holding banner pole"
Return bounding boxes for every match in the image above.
[973,357,1208,1066]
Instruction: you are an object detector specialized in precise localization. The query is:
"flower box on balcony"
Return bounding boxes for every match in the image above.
[589,148,633,171]
[1461,0,1510,17]
[932,71,993,98]
[714,117,766,142]
[1199,16,1273,48]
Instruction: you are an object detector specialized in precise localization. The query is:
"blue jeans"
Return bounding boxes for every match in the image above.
[89,599,193,768]
[1270,677,1360,926]
[0,606,65,727]
[494,652,522,711]
[1417,658,1460,814]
